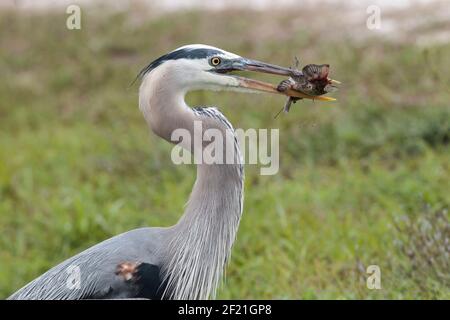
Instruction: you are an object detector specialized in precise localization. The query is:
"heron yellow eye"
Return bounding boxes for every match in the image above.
[210,57,221,66]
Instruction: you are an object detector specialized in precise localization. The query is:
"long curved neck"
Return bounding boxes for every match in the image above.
[139,68,244,300]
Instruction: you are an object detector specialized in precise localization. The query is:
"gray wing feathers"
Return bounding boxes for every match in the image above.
[8,228,163,300]
[9,249,111,299]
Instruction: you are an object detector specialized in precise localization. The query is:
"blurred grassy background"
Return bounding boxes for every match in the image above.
[0,3,449,299]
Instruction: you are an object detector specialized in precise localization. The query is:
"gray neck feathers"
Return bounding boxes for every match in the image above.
[164,162,243,299]
[139,70,244,300]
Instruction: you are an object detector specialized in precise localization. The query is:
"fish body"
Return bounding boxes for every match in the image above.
[277,63,337,113]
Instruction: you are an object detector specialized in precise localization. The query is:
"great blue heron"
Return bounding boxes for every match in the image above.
[9,44,331,300]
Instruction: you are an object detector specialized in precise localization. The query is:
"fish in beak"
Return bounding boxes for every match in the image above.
[277,63,340,113]
[215,58,339,101]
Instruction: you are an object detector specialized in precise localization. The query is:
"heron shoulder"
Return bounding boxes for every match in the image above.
[8,227,169,300]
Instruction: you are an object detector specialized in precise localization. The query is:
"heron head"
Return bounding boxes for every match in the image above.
[137,44,335,101]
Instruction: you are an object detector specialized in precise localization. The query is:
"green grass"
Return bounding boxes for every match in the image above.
[0,9,449,299]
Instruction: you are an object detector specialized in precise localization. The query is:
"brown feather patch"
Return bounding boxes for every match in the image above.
[115,262,141,281]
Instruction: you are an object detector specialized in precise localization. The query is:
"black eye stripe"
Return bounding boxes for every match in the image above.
[136,48,224,80]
